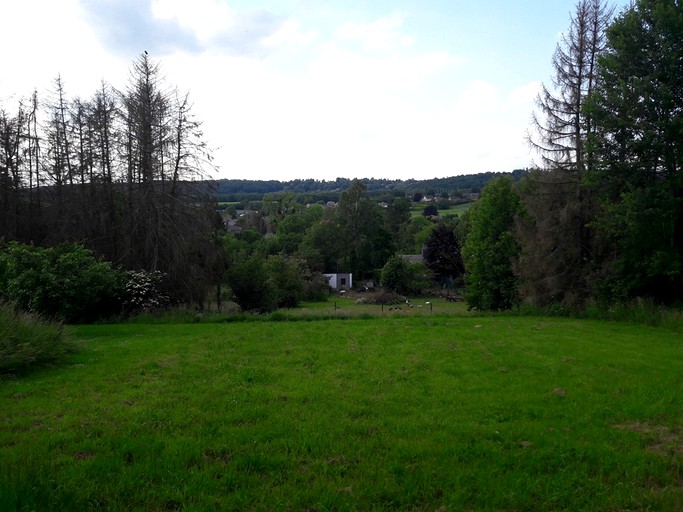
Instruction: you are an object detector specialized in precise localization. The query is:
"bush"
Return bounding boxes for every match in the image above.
[226,256,276,312]
[380,255,409,293]
[381,256,432,295]
[0,242,126,323]
[0,304,75,374]
[123,270,171,316]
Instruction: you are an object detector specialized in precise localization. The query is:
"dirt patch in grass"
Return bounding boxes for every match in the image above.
[614,422,683,457]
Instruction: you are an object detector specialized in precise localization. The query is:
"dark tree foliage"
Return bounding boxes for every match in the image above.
[213,171,526,203]
[422,204,438,217]
[585,0,683,302]
[515,169,605,308]
[423,221,464,287]
[385,197,411,247]
[226,255,275,312]
[380,255,432,295]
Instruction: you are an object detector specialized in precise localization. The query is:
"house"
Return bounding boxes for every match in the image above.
[324,273,353,291]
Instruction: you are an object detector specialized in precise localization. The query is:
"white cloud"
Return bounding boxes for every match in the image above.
[0,0,127,102]
[2,1,539,181]
[336,14,412,52]
[507,81,542,108]
[261,20,318,49]
[150,0,234,44]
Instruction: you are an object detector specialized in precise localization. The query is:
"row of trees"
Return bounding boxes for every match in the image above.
[3,0,679,317]
[0,54,220,304]
[465,0,682,310]
[217,0,682,313]
[1,52,456,316]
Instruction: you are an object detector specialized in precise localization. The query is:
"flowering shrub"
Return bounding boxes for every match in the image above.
[123,270,170,314]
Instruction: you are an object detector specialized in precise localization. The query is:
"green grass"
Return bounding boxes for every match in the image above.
[409,201,473,219]
[1,316,681,511]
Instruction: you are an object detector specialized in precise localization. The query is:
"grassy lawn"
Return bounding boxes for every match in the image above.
[409,201,473,219]
[1,315,681,511]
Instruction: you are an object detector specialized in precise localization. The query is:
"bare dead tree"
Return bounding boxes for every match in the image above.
[118,53,218,303]
[0,107,23,238]
[528,0,615,179]
[517,0,616,309]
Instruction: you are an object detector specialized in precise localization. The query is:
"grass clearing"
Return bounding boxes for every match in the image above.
[1,315,681,510]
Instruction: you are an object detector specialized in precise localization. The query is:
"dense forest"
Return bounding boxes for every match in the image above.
[1,0,681,320]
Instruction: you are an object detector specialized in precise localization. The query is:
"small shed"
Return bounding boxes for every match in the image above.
[324,273,353,291]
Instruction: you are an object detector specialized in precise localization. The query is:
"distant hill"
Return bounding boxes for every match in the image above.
[211,170,528,202]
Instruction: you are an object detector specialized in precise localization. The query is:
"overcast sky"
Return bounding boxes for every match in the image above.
[0,0,631,182]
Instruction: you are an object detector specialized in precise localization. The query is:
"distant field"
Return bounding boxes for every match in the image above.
[410,201,473,219]
[1,314,681,511]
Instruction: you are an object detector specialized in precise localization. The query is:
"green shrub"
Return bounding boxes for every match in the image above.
[381,255,432,295]
[380,255,408,293]
[0,304,75,374]
[0,242,126,323]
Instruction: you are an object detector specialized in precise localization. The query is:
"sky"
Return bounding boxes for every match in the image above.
[0,0,632,182]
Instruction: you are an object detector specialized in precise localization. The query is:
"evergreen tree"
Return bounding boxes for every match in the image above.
[586,0,683,302]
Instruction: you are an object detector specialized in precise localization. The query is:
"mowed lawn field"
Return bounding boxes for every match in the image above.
[1,315,681,511]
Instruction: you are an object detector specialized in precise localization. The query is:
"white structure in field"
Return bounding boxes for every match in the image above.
[324,273,353,291]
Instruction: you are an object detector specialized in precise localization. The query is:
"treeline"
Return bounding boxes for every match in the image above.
[1,0,680,319]
[465,0,683,309]
[0,54,221,304]
[213,170,526,203]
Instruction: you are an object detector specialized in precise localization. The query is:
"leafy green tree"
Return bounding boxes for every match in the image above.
[225,255,275,312]
[301,180,394,278]
[273,203,324,255]
[299,209,344,273]
[381,255,432,295]
[386,197,412,247]
[266,255,305,308]
[380,255,409,293]
[336,180,395,278]
[462,177,523,310]
[585,0,683,302]
[400,216,432,254]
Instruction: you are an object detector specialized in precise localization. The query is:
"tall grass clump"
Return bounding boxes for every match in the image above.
[0,304,74,374]
[584,297,683,328]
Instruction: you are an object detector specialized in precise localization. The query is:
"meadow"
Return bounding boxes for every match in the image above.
[1,306,681,511]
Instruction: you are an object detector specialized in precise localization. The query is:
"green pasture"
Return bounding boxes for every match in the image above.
[409,201,472,219]
[1,314,681,511]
